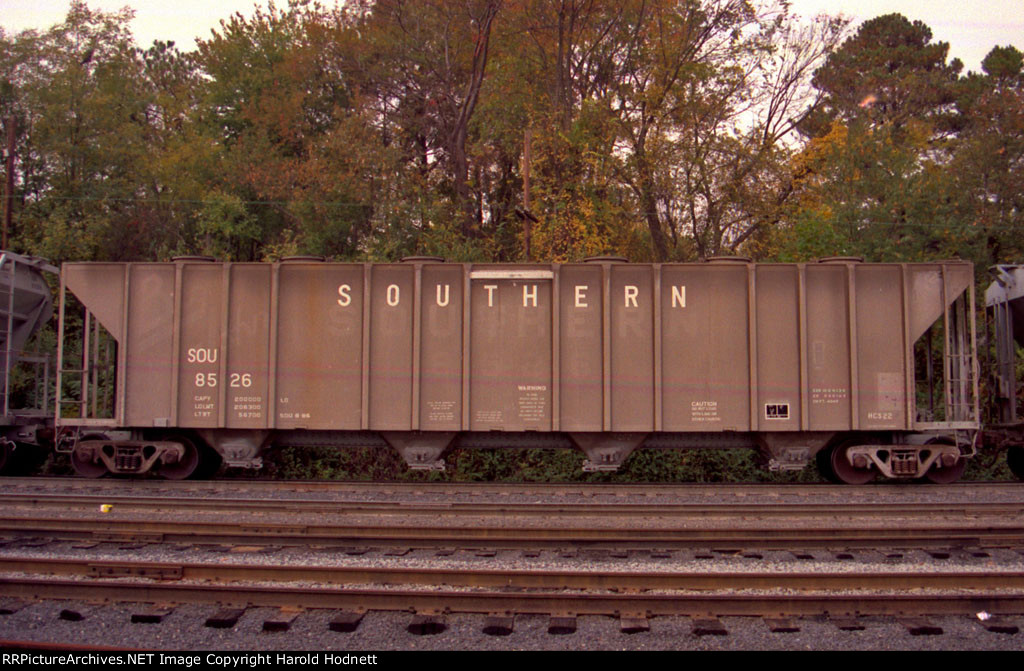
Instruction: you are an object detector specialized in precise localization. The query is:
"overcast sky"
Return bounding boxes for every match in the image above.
[3,0,1022,73]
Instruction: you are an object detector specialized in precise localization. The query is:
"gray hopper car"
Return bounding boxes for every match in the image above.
[984,265,1024,479]
[0,251,57,472]
[56,256,980,483]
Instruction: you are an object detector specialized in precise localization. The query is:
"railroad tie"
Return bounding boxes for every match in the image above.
[408,613,446,636]
[764,617,800,633]
[328,610,366,633]
[130,605,174,624]
[898,617,943,636]
[0,600,27,615]
[59,605,97,622]
[482,613,515,636]
[619,613,649,634]
[829,616,865,631]
[205,608,246,629]
[263,607,302,632]
[548,615,577,635]
[691,617,728,636]
[980,617,1020,635]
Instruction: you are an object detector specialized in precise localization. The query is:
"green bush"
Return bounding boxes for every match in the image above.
[252,445,833,483]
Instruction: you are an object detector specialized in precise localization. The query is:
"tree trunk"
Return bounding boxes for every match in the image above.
[450,1,501,237]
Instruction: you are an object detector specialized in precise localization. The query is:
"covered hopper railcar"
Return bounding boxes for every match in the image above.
[984,265,1024,479]
[55,256,980,483]
[0,251,57,473]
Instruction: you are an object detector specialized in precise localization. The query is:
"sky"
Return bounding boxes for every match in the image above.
[2,0,1022,73]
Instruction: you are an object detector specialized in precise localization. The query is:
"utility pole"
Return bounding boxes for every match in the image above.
[522,128,532,261]
[3,117,14,250]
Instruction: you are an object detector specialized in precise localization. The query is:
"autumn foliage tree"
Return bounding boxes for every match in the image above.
[1,2,167,261]
[0,2,1019,271]
[951,46,1024,263]
[761,13,1003,266]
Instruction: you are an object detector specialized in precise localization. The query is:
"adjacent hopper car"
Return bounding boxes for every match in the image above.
[0,251,57,473]
[984,265,1024,480]
[50,255,984,484]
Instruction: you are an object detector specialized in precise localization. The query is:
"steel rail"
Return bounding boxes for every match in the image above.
[0,515,1021,549]
[2,557,1024,592]
[6,476,1024,497]
[2,493,1024,518]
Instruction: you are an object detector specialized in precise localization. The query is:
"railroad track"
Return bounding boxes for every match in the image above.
[3,556,1024,619]
[2,480,1024,645]
[4,578,1024,619]
[6,476,1024,497]
[5,492,1024,518]
[5,556,1024,593]
[3,479,1024,550]
[2,515,1023,550]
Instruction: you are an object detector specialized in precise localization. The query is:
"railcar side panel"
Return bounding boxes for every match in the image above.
[470,268,553,431]
[125,265,174,427]
[369,264,414,429]
[855,266,907,430]
[756,266,801,432]
[558,264,603,431]
[610,265,654,432]
[660,265,750,432]
[805,264,852,429]
[276,263,363,430]
[420,264,465,431]
[178,263,223,428]
[226,264,271,429]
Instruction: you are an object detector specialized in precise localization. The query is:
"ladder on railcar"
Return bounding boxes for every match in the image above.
[55,302,117,422]
[54,284,117,426]
[944,289,975,423]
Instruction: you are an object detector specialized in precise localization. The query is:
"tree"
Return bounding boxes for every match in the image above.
[950,46,1024,263]
[764,13,973,263]
[194,2,371,260]
[618,4,846,260]
[0,2,164,261]
[800,13,962,137]
[346,0,503,241]
[506,1,844,261]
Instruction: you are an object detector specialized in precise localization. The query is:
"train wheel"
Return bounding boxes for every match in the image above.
[0,441,10,474]
[923,438,965,484]
[71,446,108,478]
[829,442,875,485]
[1008,446,1024,481]
[159,435,200,480]
[816,447,840,483]
[191,444,223,480]
[924,458,966,484]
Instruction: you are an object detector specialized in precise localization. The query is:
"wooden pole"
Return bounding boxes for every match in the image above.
[3,118,15,250]
[522,128,532,261]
